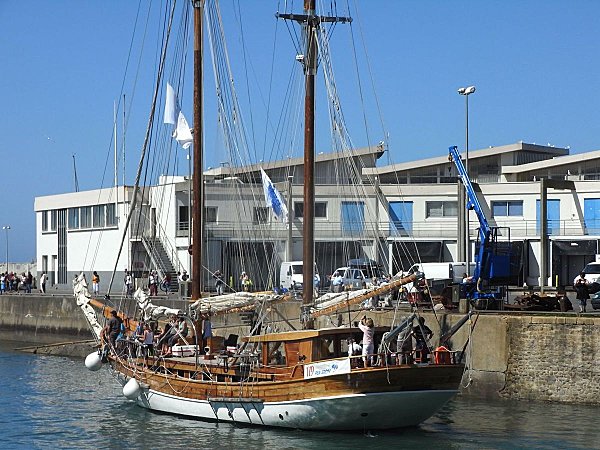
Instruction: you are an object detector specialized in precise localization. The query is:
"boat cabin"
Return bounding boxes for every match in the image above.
[243,327,390,367]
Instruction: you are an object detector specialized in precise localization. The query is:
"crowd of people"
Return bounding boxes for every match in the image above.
[101,310,213,360]
[348,315,435,367]
[0,271,35,294]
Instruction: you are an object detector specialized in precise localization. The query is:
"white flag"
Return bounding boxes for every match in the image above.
[164,83,178,125]
[260,169,288,223]
[164,82,193,149]
[174,111,193,149]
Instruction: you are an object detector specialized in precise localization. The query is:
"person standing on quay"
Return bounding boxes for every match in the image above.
[124,269,133,298]
[40,272,47,294]
[574,271,590,313]
[92,271,100,296]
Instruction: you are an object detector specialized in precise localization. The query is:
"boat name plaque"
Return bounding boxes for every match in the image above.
[303,358,351,380]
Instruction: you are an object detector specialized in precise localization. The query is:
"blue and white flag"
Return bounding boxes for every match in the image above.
[164,83,193,149]
[260,169,288,223]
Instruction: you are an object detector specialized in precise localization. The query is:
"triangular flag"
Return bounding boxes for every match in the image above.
[174,111,193,149]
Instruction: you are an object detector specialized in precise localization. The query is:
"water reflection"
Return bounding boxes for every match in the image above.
[1,342,598,450]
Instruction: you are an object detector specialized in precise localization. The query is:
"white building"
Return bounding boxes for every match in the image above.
[35,142,600,291]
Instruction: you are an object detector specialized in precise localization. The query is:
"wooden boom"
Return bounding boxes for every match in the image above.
[311,273,418,318]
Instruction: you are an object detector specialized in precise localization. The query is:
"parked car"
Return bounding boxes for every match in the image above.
[574,262,600,285]
[591,292,600,310]
[330,267,376,292]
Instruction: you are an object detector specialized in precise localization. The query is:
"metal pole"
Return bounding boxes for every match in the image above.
[287,175,293,261]
[465,94,470,277]
[3,226,9,274]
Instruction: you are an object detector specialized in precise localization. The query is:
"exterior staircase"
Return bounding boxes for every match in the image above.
[141,236,180,293]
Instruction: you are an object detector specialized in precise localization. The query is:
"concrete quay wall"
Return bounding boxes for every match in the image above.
[0,294,92,344]
[1,293,599,404]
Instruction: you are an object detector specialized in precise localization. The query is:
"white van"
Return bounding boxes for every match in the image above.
[402,262,475,293]
[280,261,320,290]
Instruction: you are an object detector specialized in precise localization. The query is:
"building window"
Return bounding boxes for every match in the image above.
[42,211,48,231]
[426,201,458,218]
[50,210,57,231]
[341,201,365,234]
[205,206,217,223]
[93,205,106,228]
[68,207,80,229]
[294,202,327,218]
[389,201,413,236]
[106,204,117,227]
[80,206,92,229]
[584,199,600,234]
[253,207,269,224]
[178,205,189,231]
[536,199,560,235]
[491,201,523,217]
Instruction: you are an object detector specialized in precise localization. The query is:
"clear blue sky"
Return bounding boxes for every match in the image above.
[3,0,600,262]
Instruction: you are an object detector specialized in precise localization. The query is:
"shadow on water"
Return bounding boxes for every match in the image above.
[1,341,598,449]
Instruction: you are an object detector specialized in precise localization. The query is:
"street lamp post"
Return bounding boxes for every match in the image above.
[2,226,10,274]
[458,86,476,276]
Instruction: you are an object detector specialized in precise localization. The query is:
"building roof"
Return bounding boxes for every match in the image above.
[203,144,385,177]
[502,149,600,174]
[363,142,568,176]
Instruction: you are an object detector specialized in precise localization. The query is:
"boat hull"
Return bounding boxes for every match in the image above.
[112,360,463,430]
[135,387,458,430]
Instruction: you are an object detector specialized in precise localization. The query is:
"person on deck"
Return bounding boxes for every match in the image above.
[139,322,154,359]
[168,316,189,349]
[157,316,177,356]
[574,271,590,313]
[103,310,122,352]
[358,315,375,367]
[413,317,433,363]
[202,313,213,349]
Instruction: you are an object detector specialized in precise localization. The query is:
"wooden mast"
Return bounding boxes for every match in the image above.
[192,0,204,300]
[276,2,351,329]
[302,0,317,329]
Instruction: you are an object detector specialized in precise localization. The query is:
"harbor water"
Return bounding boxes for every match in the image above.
[1,340,597,449]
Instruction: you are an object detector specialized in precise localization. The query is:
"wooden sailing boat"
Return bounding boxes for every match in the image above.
[74,0,468,430]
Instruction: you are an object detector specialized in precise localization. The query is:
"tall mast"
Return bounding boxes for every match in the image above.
[277,1,351,329]
[192,0,204,300]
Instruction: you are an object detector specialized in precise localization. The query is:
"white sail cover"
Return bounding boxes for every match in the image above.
[190,291,287,315]
[73,273,104,341]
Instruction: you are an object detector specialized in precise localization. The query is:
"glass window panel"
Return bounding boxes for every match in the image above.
[93,205,105,228]
[50,210,57,231]
[315,202,327,218]
[68,208,79,229]
[106,204,117,227]
[508,201,523,216]
[294,202,304,218]
[80,206,92,229]
[205,206,217,223]
[253,207,269,224]
[42,211,48,231]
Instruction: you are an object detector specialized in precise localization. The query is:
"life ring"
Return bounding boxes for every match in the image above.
[434,346,451,364]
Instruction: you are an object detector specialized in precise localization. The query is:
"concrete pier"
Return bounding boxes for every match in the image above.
[1,293,599,404]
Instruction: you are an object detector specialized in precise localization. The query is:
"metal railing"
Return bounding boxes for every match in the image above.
[171,218,592,241]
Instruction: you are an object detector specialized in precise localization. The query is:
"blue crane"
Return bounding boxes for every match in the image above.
[448,146,511,303]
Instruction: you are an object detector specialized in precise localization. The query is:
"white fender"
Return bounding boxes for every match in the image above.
[123,377,141,400]
[84,352,102,371]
